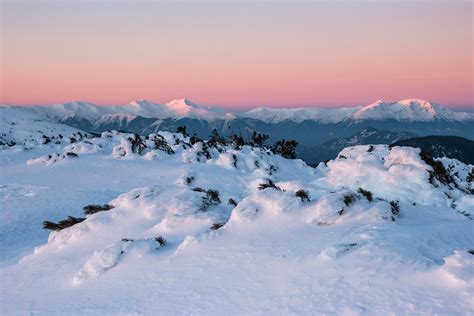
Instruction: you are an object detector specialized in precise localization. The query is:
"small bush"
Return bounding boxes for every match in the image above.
[295,189,310,202]
[228,198,238,206]
[272,139,298,159]
[232,154,238,168]
[185,176,195,185]
[390,200,400,221]
[65,152,78,158]
[208,129,226,149]
[155,236,167,247]
[189,133,202,145]
[367,145,374,152]
[343,193,357,206]
[251,131,269,148]
[210,222,226,230]
[191,187,206,192]
[150,134,175,154]
[200,189,221,211]
[42,135,51,144]
[467,168,474,183]
[229,133,245,150]
[357,188,373,202]
[420,151,454,186]
[258,179,282,191]
[176,125,188,137]
[83,204,115,215]
[128,134,147,154]
[42,216,85,231]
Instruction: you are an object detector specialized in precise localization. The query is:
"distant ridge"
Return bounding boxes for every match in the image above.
[391,136,474,164]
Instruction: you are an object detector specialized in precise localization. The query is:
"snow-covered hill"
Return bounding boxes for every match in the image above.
[3,98,473,124]
[0,105,89,146]
[26,98,228,122]
[1,130,473,314]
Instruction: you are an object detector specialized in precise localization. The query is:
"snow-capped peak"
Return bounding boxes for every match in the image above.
[353,98,473,122]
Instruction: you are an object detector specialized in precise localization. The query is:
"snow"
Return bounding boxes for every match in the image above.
[0,105,86,145]
[353,98,474,122]
[1,127,473,314]
[2,98,472,128]
[243,99,474,123]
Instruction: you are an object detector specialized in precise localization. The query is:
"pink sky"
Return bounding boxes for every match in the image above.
[1,1,473,109]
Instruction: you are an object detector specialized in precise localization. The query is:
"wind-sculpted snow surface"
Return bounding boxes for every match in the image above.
[0,131,473,315]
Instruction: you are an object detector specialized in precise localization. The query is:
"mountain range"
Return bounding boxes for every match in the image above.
[2,98,473,148]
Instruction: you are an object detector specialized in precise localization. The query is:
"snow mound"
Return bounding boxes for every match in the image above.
[1,131,473,314]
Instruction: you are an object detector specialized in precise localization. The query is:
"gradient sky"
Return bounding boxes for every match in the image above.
[1,0,473,109]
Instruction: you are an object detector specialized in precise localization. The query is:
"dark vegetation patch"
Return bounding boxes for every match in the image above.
[65,152,79,158]
[155,236,167,247]
[343,193,357,207]
[228,198,238,206]
[210,222,226,230]
[357,188,373,202]
[198,189,221,211]
[258,179,282,191]
[295,189,310,202]
[185,176,195,185]
[43,216,85,231]
[149,134,175,154]
[420,151,454,186]
[390,200,400,221]
[83,204,115,215]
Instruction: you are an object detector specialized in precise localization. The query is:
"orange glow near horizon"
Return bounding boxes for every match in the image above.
[1,1,472,109]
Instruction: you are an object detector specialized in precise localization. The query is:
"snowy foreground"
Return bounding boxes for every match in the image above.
[0,131,473,315]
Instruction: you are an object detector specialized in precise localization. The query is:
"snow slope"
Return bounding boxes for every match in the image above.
[244,98,474,123]
[3,98,472,127]
[1,130,473,314]
[0,105,87,146]
[25,98,228,122]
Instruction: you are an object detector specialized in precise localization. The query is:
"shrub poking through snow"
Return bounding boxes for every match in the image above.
[357,188,373,202]
[229,133,245,150]
[390,200,400,221]
[65,152,78,158]
[200,189,221,211]
[467,168,474,183]
[258,179,282,191]
[272,139,298,159]
[367,145,374,152]
[128,134,147,154]
[189,133,202,145]
[232,154,238,168]
[185,176,195,185]
[210,222,226,230]
[251,131,269,148]
[41,135,51,144]
[191,187,206,193]
[155,236,167,247]
[83,204,115,215]
[176,125,188,137]
[149,134,175,154]
[207,129,226,150]
[343,193,357,206]
[420,151,454,186]
[228,198,238,206]
[42,216,85,231]
[295,189,310,202]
